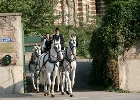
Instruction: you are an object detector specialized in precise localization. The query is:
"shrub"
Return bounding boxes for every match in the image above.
[89,0,140,88]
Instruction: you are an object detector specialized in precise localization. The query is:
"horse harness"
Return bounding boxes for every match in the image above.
[37,50,61,78]
[29,51,39,72]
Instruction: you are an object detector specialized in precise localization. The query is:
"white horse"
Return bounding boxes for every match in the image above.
[61,36,77,97]
[38,39,63,97]
[28,45,42,91]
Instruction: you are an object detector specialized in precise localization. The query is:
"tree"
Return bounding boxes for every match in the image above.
[0,0,57,36]
[103,0,129,5]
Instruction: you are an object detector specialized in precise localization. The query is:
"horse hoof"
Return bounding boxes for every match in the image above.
[61,92,64,95]
[51,94,55,97]
[56,90,59,93]
[44,93,47,96]
[33,88,36,92]
[35,89,39,93]
[70,94,74,97]
[66,91,70,95]
[47,92,50,95]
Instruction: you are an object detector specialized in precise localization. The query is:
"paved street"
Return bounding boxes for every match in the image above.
[0,59,140,100]
[0,91,140,100]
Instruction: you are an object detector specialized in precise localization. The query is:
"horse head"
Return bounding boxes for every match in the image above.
[68,35,77,55]
[51,38,63,60]
[69,35,76,47]
[34,45,42,58]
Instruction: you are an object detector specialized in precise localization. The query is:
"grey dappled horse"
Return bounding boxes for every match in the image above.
[28,45,42,91]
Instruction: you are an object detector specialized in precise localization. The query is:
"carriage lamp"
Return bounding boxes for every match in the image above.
[2,55,11,65]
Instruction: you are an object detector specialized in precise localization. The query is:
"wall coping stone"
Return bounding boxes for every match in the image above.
[0,13,22,16]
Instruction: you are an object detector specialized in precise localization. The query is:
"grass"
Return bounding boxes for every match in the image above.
[106,88,131,93]
[91,85,131,93]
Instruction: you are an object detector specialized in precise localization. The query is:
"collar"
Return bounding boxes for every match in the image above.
[56,33,59,36]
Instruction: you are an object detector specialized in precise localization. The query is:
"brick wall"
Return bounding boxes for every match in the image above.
[0,15,17,65]
[95,0,106,18]
[54,0,96,26]
[0,13,23,66]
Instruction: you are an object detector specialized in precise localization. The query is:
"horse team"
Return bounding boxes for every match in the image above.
[28,36,77,97]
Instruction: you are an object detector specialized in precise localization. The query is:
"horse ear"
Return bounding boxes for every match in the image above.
[34,46,37,49]
[74,36,76,40]
[39,46,41,49]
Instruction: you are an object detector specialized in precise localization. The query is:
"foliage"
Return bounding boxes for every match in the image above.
[42,25,94,58]
[0,0,94,58]
[107,88,130,93]
[89,0,140,88]
[103,0,129,5]
[0,0,57,36]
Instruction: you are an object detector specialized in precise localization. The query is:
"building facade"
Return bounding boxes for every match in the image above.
[54,0,105,26]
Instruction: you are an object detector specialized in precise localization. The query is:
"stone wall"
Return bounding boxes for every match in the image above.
[119,43,140,92]
[0,13,24,93]
[0,13,23,65]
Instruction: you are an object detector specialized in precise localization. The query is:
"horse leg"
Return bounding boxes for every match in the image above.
[56,70,60,92]
[36,71,40,93]
[65,76,70,95]
[51,71,57,97]
[65,71,74,97]
[44,73,51,96]
[31,72,36,91]
[61,71,65,95]
[71,70,75,88]
[39,70,44,86]
[44,72,51,96]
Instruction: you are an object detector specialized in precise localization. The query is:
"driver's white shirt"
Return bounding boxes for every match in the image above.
[42,39,46,48]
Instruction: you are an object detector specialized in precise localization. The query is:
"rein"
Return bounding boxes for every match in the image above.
[37,46,61,78]
[29,48,41,72]
[48,50,59,64]
[64,42,76,69]
[65,42,76,62]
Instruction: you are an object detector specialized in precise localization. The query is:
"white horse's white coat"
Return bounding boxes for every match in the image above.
[61,36,77,97]
[28,45,42,91]
[38,39,63,97]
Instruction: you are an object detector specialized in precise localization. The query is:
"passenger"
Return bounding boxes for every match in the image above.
[42,33,52,53]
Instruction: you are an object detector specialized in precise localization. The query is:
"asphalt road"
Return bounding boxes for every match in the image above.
[1,59,140,100]
[1,91,140,100]
[25,59,93,93]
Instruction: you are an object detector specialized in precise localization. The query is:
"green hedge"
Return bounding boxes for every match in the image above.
[89,0,140,88]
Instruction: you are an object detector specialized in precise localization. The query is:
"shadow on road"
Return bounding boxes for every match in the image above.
[73,59,93,92]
